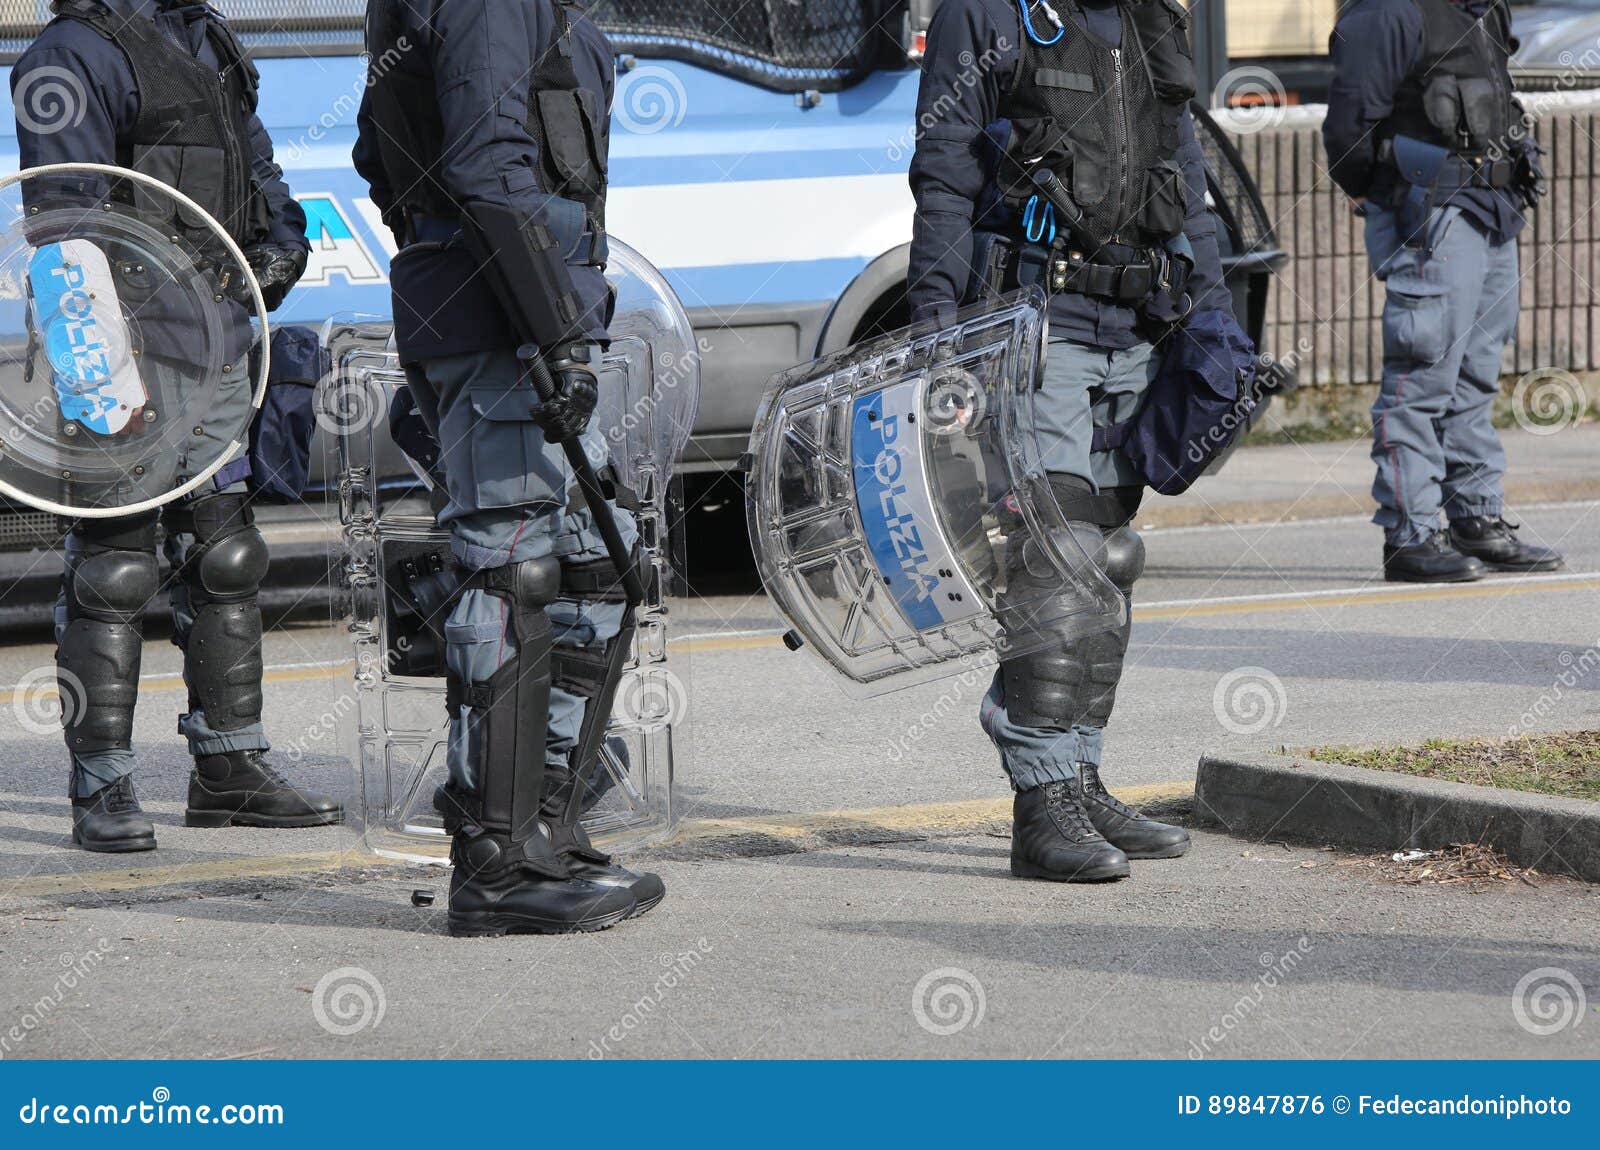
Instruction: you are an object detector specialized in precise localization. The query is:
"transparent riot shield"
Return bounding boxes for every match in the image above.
[0,164,267,516]
[330,238,697,864]
[746,289,1125,693]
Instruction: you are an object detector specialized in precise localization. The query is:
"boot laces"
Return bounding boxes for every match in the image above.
[1041,781,1100,840]
[102,775,141,813]
[1079,764,1141,821]
[242,751,291,788]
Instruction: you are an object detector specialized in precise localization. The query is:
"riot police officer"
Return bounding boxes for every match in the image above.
[909,0,1236,882]
[354,0,665,935]
[11,0,339,853]
[1325,0,1563,582]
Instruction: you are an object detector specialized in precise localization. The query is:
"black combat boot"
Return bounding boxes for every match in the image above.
[441,789,638,936]
[1449,516,1564,572]
[1010,780,1131,882]
[447,863,637,936]
[185,750,344,828]
[1078,763,1190,859]
[71,774,156,853]
[542,766,665,919]
[1382,530,1486,583]
[438,558,648,935]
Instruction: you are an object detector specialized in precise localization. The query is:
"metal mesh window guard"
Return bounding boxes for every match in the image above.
[1,1,904,85]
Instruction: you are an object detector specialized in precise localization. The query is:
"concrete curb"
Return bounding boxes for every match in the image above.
[1193,752,1600,882]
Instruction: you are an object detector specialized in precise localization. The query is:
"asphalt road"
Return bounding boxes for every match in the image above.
[1,500,1598,1058]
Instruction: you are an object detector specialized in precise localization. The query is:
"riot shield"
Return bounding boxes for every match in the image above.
[330,238,697,864]
[746,290,1125,693]
[0,164,267,517]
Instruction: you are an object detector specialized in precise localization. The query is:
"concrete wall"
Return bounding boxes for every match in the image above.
[1214,92,1600,390]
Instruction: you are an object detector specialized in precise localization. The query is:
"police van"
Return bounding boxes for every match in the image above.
[0,0,1283,588]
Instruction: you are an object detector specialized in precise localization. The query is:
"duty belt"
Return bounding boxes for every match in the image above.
[1046,250,1167,304]
[1387,135,1517,193]
[1427,154,1515,191]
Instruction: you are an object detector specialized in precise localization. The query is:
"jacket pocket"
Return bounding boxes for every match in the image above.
[1067,136,1110,208]
[175,144,227,231]
[1141,160,1186,239]
[535,89,605,203]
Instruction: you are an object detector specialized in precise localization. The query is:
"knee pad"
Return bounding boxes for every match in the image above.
[194,526,269,601]
[1102,527,1145,592]
[1001,522,1139,732]
[71,548,160,621]
[181,492,267,602]
[506,556,562,612]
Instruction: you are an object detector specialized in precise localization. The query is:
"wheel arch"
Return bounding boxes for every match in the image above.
[813,242,912,356]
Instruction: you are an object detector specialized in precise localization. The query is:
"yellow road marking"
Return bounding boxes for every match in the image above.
[676,634,785,653]
[675,781,1189,843]
[2,850,364,898]
[1,783,1193,899]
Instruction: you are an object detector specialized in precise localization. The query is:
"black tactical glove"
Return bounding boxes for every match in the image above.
[530,349,600,443]
[245,243,309,311]
[388,383,442,477]
[1514,142,1548,211]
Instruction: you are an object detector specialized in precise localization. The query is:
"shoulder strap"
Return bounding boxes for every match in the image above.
[47,1,116,39]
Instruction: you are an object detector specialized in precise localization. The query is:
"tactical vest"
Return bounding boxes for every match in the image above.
[366,0,609,255]
[998,0,1195,254]
[54,1,265,247]
[1385,0,1520,156]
